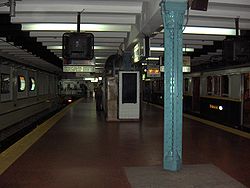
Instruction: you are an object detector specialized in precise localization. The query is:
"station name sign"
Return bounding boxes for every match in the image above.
[63,65,95,73]
[209,104,224,111]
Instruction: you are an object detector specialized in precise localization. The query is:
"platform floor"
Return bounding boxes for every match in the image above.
[0,99,249,187]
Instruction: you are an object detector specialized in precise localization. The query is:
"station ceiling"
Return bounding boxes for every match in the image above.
[0,0,250,73]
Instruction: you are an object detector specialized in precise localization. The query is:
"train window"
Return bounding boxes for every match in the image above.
[160,79,164,92]
[207,76,213,95]
[184,78,189,92]
[213,76,221,95]
[18,75,26,92]
[29,77,36,91]
[244,73,250,100]
[221,75,229,96]
[1,73,10,94]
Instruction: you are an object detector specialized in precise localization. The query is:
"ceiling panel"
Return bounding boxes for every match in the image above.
[0,0,250,73]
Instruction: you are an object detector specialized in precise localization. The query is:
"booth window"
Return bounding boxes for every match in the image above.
[207,76,213,95]
[213,76,221,95]
[221,75,229,97]
[18,75,26,92]
[122,73,137,103]
[29,77,36,91]
[1,73,10,94]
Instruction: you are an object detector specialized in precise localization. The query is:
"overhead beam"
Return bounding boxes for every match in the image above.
[37,37,124,43]
[154,33,226,41]
[189,6,250,20]
[126,0,162,49]
[42,41,121,47]
[151,39,214,45]
[187,17,250,29]
[13,1,142,14]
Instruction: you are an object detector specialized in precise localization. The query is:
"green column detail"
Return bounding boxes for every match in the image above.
[160,0,186,171]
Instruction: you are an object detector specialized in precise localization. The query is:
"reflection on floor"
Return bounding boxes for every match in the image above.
[0,99,249,188]
[126,164,245,188]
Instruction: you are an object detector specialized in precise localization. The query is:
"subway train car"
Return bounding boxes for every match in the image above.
[0,56,62,148]
[183,66,250,131]
[142,66,250,132]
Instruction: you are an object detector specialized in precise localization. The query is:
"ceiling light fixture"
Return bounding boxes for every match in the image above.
[22,23,131,32]
[161,26,236,35]
[150,47,194,52]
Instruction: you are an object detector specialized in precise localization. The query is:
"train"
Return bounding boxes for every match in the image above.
[0,55,63,149]
[143,66,250,132]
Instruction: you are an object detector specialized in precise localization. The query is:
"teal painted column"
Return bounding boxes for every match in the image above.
[160,1,186,171]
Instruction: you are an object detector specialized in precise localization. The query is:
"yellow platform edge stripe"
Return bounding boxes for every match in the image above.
[144,102,250,139]
[183,113,250,140]
[0,98,82,175]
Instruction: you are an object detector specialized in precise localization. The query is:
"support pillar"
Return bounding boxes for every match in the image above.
[122,51,132,70]
[160,0,186,171]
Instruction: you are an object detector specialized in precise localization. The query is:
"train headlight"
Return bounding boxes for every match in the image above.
[219,106,223,111]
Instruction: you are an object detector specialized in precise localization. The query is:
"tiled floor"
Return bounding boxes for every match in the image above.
[0,99,249,187]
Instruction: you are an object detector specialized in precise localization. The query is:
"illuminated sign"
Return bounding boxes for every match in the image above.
[133,38,151,63]
[133,43,140,63]
[147,61,160,78]
[160,56,191,73]
[63,65,95,73]
[147,68,160,77]
[209,104,224,111]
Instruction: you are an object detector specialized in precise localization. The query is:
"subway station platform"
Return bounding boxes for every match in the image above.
[0,99,249,188]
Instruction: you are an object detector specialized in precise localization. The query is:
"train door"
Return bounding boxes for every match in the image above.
[192,77,200,112]
[243,73,250,126]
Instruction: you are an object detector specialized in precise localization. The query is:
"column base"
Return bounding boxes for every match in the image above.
[163,152,182,171]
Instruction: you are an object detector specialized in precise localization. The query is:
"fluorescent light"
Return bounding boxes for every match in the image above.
[160,66,191,73]
[183,27,236,35]
[161,26,236,36]
[96,57,107,60]
[84,78,98,81]
[95,46,117,50]
[150,47,194,52]
[146,57,160,61]
[48,46,62,50]
[84,78,99,83]
[183,66,191,73]
[22,23,131,32]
